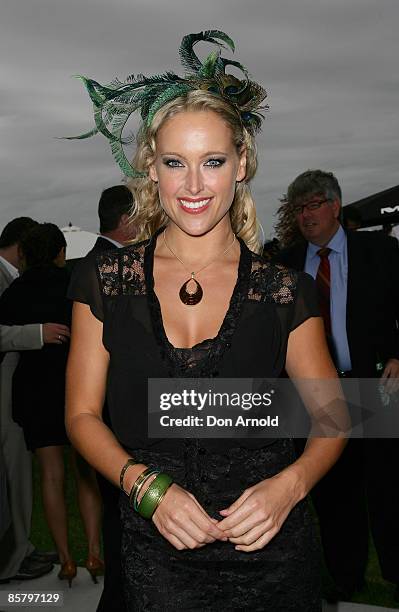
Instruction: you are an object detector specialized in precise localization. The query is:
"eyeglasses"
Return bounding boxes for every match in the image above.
[293,198,330,215]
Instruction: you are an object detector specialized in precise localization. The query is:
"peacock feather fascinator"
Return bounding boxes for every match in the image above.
[64,30,268,178]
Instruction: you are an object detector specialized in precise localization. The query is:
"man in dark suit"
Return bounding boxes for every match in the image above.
[273,169,399,601]
[70,185,135,612]
[91,184,137,253]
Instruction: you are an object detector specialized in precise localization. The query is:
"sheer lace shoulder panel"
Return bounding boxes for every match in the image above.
[97,244,146,297]
[248,254,298,304]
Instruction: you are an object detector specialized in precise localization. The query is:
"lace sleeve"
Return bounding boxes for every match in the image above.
[67,255,104,322]
[290,272,320,331]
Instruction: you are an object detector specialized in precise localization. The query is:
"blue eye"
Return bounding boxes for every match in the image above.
[205,158,225,167]
[164,159,183,168]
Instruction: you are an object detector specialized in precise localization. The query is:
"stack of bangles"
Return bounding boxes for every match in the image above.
[119,459,173,519]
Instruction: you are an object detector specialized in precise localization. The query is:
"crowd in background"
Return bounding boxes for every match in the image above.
[0,173,398,608]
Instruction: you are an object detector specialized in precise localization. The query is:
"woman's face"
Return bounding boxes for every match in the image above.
[149,110,246,236]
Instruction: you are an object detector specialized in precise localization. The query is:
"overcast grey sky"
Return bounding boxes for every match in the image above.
[1,0,398,239]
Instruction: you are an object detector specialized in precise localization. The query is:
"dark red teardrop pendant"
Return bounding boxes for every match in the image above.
[179,277,203,306]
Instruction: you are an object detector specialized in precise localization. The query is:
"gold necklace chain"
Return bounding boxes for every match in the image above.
[163,229,237,278]
[162,229,237,306]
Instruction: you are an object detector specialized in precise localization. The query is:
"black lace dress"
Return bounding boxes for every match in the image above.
[68,229,322,612]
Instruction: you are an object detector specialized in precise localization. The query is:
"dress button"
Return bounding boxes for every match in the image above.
[198,447,206,455]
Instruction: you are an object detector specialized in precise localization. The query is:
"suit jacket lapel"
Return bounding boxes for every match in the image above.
[346,231,364,332]
[297,243,307,270]
[290,242,307,271]
[276,242,307,271]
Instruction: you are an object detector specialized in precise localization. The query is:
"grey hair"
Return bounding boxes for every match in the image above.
[275,169,342,247]
[285,169,342,205]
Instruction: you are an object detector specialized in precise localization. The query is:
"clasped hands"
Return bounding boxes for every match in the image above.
[152,472,299,553]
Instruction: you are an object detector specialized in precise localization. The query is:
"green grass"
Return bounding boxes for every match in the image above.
[31,448,398,608]
[318,536,399,608]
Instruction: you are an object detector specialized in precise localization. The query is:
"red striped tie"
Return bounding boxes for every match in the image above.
[316,247,332,336]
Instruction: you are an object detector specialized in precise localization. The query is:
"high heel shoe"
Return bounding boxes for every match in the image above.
[57,560,77,588]
[85,555,104,584]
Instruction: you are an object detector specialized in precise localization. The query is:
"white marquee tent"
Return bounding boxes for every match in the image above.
[61,224,98,260]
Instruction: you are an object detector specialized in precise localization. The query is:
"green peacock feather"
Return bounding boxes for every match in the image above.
[179,30,235,74]
[146,84,192,127]
[63,30,268,178]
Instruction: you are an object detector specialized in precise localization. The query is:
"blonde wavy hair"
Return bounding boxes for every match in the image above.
[127,90,262,254]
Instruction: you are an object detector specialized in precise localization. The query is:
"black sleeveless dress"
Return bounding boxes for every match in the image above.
[0,265,71,451]
[68,229,322,612]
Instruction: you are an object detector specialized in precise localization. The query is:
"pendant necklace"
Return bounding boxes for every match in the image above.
[163,230,237,306]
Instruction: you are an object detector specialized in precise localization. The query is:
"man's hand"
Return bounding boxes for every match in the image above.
[381,358,399,394]
[43,323,70,344]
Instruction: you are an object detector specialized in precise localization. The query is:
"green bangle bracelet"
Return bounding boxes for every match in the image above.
[137,473,173,520]
[133,469,160,512]
[129,467,155,507]
[120,459,137,494]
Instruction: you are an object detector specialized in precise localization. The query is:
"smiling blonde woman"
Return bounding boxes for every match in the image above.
[66,31,346,611]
